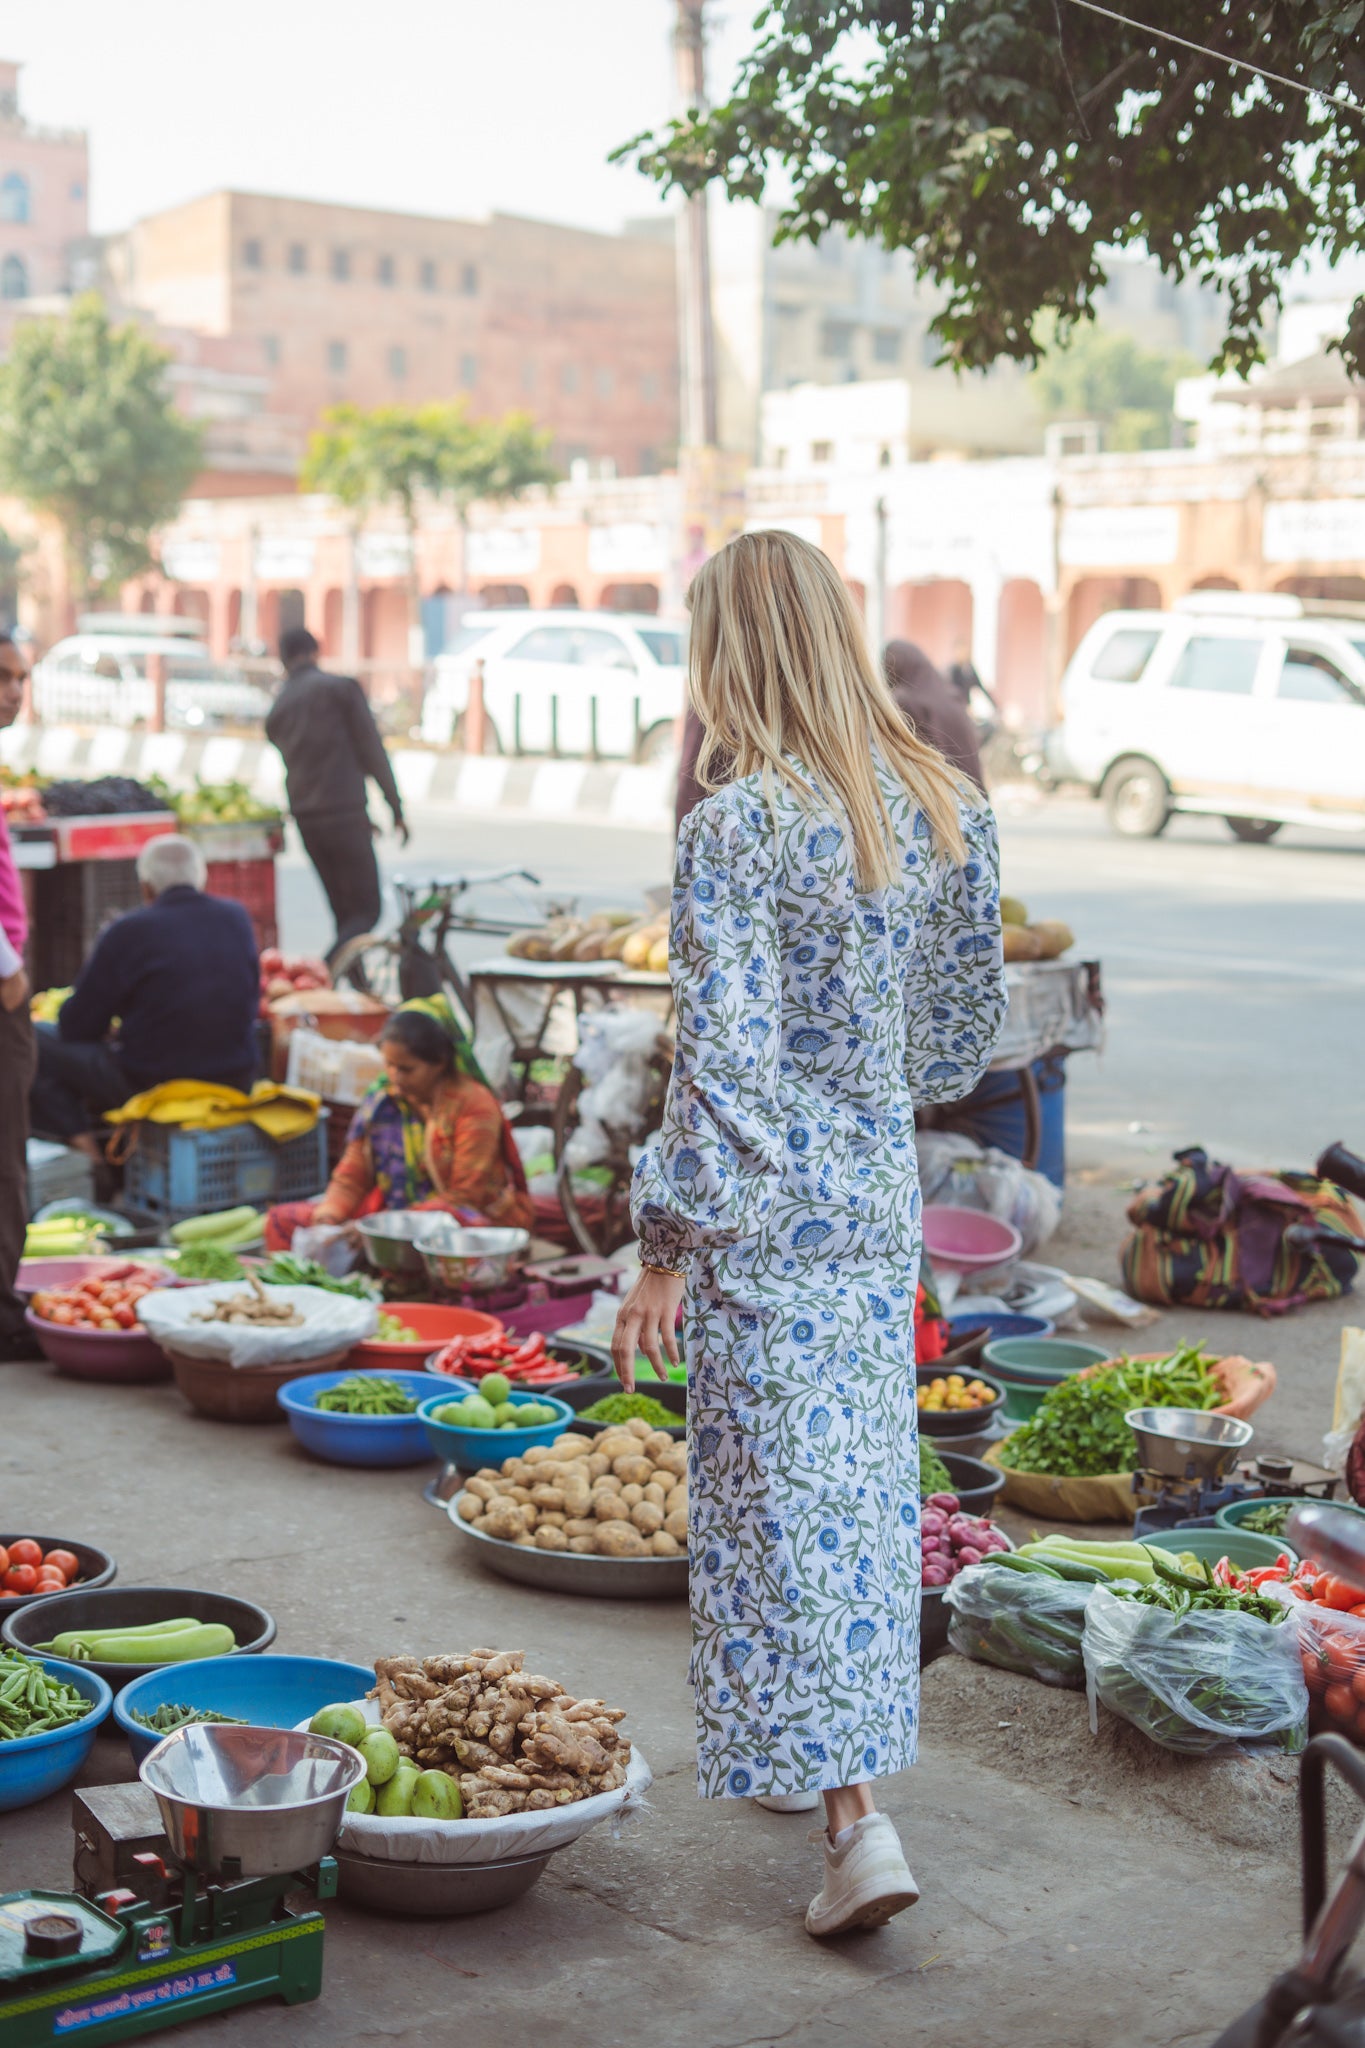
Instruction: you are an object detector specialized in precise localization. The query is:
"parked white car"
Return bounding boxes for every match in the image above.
[1050,593,1365,839]
[420,608,686,758]
[33,631,273,732]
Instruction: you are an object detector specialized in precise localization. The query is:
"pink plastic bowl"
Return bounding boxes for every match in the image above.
[15,1255,165,1297]
[921,1205,1022,1273]
[24,1308,172,1385]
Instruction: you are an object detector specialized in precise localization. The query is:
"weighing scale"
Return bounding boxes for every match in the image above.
[0,1723,361,2045]
[1126,1408,1343,1536]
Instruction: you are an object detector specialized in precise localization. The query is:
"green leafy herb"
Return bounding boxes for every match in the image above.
[919,1441,954,1499]
[257,1254,378,1300]
[170,1244,246,1282]
[997,1344,1221,1478]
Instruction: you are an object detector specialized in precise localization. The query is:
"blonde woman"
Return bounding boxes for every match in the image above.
[613,531,1006,1939]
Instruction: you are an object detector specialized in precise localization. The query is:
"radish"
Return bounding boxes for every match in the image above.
[957,1546,983,1568]
[926,1493,959,1513]
[920,1512,946,1536]
[923,1564,949,1587]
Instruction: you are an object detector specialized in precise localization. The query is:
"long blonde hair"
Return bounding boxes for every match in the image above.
[688,529,969,887]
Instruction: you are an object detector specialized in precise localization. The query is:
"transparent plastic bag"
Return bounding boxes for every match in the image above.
[945,1562,1094,1689]
[1082,1585,1308,1755]
[916,1132,1062,1256]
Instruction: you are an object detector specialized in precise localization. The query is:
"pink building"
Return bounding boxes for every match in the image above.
[0,61,89,321]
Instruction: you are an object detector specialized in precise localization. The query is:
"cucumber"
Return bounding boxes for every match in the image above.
[170,1207,260,1246]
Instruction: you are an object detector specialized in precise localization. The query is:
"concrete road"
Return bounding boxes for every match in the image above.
[278,789,1363,1177]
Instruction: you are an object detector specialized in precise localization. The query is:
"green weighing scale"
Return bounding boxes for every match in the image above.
[0,1723,361,2044]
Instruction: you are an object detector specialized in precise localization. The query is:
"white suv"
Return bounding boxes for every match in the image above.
[419,608,686,759]
[1052,593,1365,839]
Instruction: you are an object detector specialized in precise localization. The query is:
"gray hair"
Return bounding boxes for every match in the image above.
[136,833,206,895]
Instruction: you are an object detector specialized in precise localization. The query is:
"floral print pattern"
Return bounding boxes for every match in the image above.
[633,760,1005,1798]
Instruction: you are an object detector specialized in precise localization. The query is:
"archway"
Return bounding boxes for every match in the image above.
[597,582,659,613]
[139,589,158,614]
[477,583,530,608]
[1065,575,1161,658]
[322,587,344,658]
[887,580,973,670]
[1273,574,1365,602]
[996,580,1047,728]
[172,588,210,628]
[1189,575,1239,592]
[550,583,580,608]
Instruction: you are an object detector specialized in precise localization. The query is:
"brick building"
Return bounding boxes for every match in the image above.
[0,59,89,322]
[106,191,679,477]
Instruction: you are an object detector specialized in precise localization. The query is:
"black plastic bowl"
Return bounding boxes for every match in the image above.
[915,1366,1005,1438]
[935,1450,1007,1519]
[0,1533,116,1613]
[2,1585,276,1692]
[560,1377,687,1439]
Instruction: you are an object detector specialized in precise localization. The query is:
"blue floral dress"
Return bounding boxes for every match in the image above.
[632,759,1006,1799]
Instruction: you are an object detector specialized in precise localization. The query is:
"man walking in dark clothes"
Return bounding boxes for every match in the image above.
[265,628,409,967]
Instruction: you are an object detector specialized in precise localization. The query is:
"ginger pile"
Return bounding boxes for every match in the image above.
[453,1416,687,1559]
[370,1649,630,1818]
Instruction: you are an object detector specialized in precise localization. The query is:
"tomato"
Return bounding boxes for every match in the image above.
[0,1545,8,1576]
[43,1549,79,1581]
[7,1539,41,1569]
[1303,1650,1327,1694]
[2,1563,38,1594]
[33,1572,66,1593]
[112,1306,137,1330]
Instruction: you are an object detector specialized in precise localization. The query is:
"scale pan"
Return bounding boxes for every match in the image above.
[1124,1406,1253,1484]
[140,1723,364,1879]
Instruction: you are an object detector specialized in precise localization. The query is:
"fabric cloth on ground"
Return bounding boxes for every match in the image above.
[30,1025,130,1144]
[633,760,1006,1798]
[0,1000,36,1350]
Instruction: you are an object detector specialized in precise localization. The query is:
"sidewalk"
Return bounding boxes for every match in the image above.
[0,724,677,833]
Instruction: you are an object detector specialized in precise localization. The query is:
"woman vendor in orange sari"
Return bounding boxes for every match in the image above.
[265,995,533,1250]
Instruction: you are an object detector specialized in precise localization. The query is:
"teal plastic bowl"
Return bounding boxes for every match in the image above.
[418,1388,573,1473]
[1140,1527,1297,1571]
[981,1337,1113,1384]
[1215,1495,1365,1543]
[993,1377,1052,1423]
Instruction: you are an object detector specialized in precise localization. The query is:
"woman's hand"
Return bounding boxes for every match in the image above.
[612,1267,685,1393]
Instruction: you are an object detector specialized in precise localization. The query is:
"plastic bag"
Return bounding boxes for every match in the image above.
[291,1224,361,1277]
[1286,1596,1365,1745]
[563,1010,664,1174]
[1082,1584,1307,1755]
[139,1283,378,1369]
[946,1561,1094,1689]
[916,1132,1063,1256]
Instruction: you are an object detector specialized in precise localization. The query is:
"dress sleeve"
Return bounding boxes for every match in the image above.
[903,799,1007,1104]
[631,789,784,1269]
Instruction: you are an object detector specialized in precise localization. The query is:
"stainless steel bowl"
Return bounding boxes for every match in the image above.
[1124,1406,1254,1484]
[419,1226,530,1295]
[356,1211,445,1277]
[140,1723,365,1878]
[449,1507,688,1599]
[335,1846,551,1916]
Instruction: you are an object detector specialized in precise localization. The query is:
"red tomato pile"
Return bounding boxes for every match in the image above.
[1274,1558,1365,1742]
[30,1264,160,1333]
[259,949,331,1016]
[0,1538,81,1600]
[430,1329,575,1388]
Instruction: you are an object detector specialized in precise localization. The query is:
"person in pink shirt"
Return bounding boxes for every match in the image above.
[0,633,35,1360]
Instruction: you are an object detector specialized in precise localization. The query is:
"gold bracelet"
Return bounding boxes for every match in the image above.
[640,1259,687,1281]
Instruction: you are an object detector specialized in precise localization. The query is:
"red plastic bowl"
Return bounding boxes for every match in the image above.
[23,1308,172,1384]
[348,1302,503,1373]
[921,1205,1023,1273]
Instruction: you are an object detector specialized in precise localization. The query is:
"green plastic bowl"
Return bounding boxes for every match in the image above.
[993,1376,1051,1423]
[980,1337,1113,1385]
[1215,1495,1365,1543]
[1139,1527,1297,1571]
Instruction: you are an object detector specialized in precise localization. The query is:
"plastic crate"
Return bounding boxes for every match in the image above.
[122,1113,331,1222]
[29,859,144,991]
[204,857,278,950]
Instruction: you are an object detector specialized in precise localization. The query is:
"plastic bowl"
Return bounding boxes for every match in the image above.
[921,1206,1022,1273]
[1139,1527,1298,1571]
[278,1369,469,1467]
[0,1656,112,1811]
[1216,1495,1365,1541]
[0,1533,117,1613]
[981,1336,1113,1385]
[15,1253,163,1296]
[114,1653,376,1766]
[424,1336,611,1390]
[166,1345,353,1423]
[418,1388,574,1472]
[915,1365,1005,1437]
[559,1378,687,1438]
[944,1312,1055,1352]
[3,1586,277,1692]
[347,1303,503,1373]
[934,1449,1008,1519]
[24,1307,171,1384]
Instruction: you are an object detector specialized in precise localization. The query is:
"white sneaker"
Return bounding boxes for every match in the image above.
[805,1812,919,1938]
[753,1790,821,1814]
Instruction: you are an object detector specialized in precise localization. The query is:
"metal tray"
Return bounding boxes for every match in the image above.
[335,1845,550,1916]
[447,1511,688,1600]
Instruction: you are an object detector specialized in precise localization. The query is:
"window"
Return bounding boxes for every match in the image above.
[638,629,684,667]
[595,368,614,398]
[507,627,579,664]
[811,440,833,464]
[459,354,477,388]
[389,344,407,380]
[419,258,437,291]
[287,242,307,274]
[261,335,280,366]
[460,262,478,295]
[445,622,499,661]
[242,238,263,269]
[561,363,579,394]
[574,629,636,671]
[0,254,27,300]
[641,370,659,402]
[820,319,855,359]
[327,339,347,373]
[873,327,901,364]
[1278,647,1364,706]
[331,247,350,281]
[377,253,395,285]
[0,172,30,224]
[1167,635,1262,696]
[1091,628,1160,683]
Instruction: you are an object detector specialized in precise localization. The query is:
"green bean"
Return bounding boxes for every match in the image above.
[0,1648,92,1742]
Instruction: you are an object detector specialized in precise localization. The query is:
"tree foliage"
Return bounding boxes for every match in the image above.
[620,2,1365,375]
[301,400,557,535]
[0,295,202,598]
[1031,322,1194,448]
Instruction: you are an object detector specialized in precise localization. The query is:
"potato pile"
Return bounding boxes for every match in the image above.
[371,1649,630,1819]
[454,1418,687,1559]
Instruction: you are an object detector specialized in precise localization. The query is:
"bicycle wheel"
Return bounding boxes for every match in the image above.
[332,933,408,1008]
[552,1041,672,1256]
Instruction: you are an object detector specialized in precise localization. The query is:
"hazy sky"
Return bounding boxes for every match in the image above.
[0,0,757,235]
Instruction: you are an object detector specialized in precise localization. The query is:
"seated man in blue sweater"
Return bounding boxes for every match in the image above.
[31,834,260,1155]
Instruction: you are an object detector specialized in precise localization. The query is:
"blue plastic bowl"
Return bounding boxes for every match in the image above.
[277,1369,467,1467]
[0,1656,112,1811]
[945,1313,1055,1348]
[114,1654,376,1766]
[418,1387,574,1472]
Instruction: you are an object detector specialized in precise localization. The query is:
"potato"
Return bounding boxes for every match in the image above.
[547,1434,592,1459]
[642,1429,675,1459]
[535,1525,569,1550]
[524,1443,566,1466]
[656,1445,687,1480]
[537,1511,566,1529]
[621,1483,645,1508]
[455,1492,482,1522]
[513,1532,536,1547]
[624,1417,653,1441]
[530,1483,566,1510]
[518,1503,540,1530]
[594,1493,628,1522]
[561,1483,592,1518]
[642,1481,668,1507]
[632,1501,664,1535]
[585,1453,611,1482]
[650,1530,682,1557]
[471,1513,495,1533]
[563,1516,598,1538]
[596,1520,648,1558]
[569,1536,599,1554]
[465,1476,497,1502]
[484,1501,525,1541]
[507,1485,533,1506]
[592,1469,622,1494]
[613,1455,655,1488]
[664,1508,689,1540]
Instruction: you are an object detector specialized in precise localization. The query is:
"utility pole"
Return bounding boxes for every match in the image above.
[674,0,718,451]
